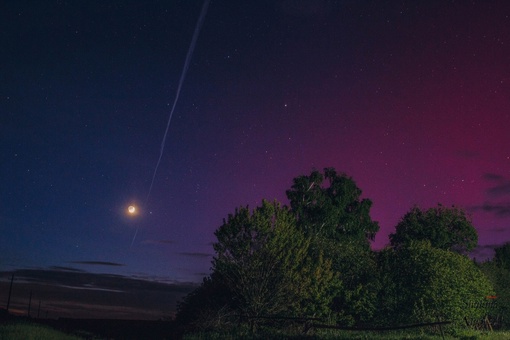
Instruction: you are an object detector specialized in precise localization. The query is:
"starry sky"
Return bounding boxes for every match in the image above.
[2,1,510,318]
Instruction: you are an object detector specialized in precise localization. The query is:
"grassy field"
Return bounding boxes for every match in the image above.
[183,328,510,340]
[3,320,510,339]
[0,317,178,339]
[0,322,85,340]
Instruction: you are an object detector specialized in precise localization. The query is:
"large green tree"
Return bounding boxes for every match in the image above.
[479,242,510,329]
[494,242,510,272]
[377,241,494,326]
[212,200,337,319]
[286,168,380,325]
[286,167,379,249]
[389,205,478,254]
[325,238,380,326]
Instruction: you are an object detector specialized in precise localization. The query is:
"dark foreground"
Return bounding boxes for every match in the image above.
[44,318,179,339]
[0,309,181,339]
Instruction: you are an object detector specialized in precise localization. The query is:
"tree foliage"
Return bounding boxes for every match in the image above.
[297,251,342,318]
[314,237,380,326]
[212,200,337,318]
[377,241,494,325]
[286,168,379,249]
[175,168,506,335]
[175,274,234,332]
[389,205,478,254]
[494,242,510,272]
[286,168,380,325]
[479,242,510,329]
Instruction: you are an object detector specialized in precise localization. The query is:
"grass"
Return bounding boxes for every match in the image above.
[0,321,85,340]
[4,319,510,340]
[183,328,510,340]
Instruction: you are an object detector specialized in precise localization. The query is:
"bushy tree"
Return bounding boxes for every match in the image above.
[297,251,342,318]
[286,167,379,249]
[389,205,478,254]
[286,168,380,325]
[304,236,379,326]
[494,242,510,272]
[374,247,400,325]
[212,200,337,319]
[479,242,510,329]
[175,274,234,332]
[377,241,494,326]
[176,168,496,334]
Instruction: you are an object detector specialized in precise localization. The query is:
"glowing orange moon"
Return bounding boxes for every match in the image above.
[128,205,136,214]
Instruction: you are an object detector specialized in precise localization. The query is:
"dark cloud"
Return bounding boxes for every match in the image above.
[487,183,510,197]
[480,173,510,197]
[49,266,85,272]
[483,173,506,182]
[178,252,212,258]
[491,227,509,233]
[70,261,125,266]
[129,275,182,285]
[469,202,510,217]
[471,174,510,218]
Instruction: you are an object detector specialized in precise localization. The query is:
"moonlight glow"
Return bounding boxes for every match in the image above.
[128,205,136,214]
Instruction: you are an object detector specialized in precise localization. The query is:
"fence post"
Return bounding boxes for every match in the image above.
[27,291,32,317]
[6,273,14,312]
[437,316,445,340]
[485,316,493,332]
[303,320,311,334]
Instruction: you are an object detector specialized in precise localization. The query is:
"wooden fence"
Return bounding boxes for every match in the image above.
[237,314,451,338]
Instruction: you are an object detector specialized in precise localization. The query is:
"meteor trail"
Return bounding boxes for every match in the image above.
[146,0,210,204]
[131,0,210,247]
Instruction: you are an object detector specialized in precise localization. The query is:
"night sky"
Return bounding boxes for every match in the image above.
[2,1,510,318]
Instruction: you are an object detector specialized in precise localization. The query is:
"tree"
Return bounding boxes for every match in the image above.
[389,205,478,254]
[175,274,234,332]
[479,242,510,329]
[494,242,510,272]
[286,167,379,249]
[212,200,337,319]
[286,168,380,325]
[377,241,494,326]
[297,251,342,318]
[326,239,381,326]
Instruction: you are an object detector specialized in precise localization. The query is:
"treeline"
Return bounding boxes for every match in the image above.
[175,168,510,333]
